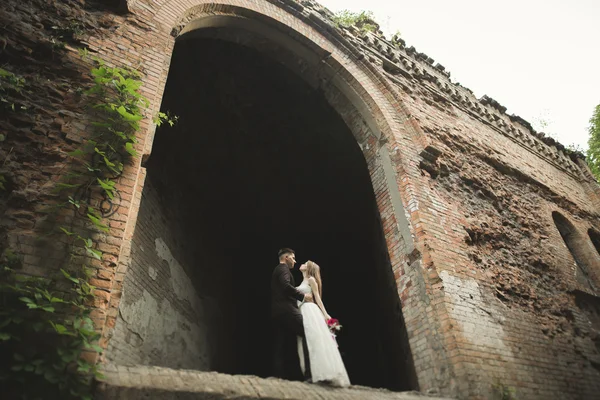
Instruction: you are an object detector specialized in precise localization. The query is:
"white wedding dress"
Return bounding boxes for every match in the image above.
[296,280,350,387]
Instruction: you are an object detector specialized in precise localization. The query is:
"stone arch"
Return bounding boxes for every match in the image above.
[552,212,598,290]
[103,0,440,392]
[142,1,420,175]
[141,0,420,254]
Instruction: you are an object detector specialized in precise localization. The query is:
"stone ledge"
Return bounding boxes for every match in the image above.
[96,364,452,400]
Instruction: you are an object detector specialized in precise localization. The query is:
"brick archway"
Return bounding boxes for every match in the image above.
[93,0,449,392]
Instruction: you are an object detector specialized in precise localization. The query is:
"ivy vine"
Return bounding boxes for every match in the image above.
[0,50,177,399]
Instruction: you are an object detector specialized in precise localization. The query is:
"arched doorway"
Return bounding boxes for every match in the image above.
[106,3,419,393]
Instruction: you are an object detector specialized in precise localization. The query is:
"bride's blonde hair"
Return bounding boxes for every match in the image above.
[306,260,322,298]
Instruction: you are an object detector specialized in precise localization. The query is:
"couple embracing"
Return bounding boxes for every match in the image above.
[271,248,350,387]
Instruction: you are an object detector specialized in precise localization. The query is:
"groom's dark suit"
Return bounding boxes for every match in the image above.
[271,263,311,380]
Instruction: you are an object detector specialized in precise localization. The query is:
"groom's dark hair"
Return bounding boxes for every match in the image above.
[278,248,295,259]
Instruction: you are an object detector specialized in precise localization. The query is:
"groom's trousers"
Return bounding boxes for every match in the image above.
[272,310,311,381]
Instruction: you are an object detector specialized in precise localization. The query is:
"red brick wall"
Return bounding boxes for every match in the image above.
[371,26,600,398]
[84,0,455,392]
[106,176,227,370]
[77,0,600,397]
[4,0,600,398]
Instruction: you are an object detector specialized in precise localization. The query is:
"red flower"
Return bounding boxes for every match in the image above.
[327,318,342,332]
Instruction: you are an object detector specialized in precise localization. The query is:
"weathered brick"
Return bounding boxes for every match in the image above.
[3,0,599,399]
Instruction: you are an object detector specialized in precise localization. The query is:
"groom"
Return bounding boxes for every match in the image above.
[271,248,312,381]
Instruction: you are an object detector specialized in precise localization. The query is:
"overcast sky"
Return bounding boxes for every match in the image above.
[318,0,600,150]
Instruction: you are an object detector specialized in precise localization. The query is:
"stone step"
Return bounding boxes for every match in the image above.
[96,364,452,400]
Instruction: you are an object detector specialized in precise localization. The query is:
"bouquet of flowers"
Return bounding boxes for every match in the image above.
[326,318,342,346]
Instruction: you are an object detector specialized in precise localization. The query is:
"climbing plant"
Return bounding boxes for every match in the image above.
[0,255,101,400]
[0,50,177,399]
[0,68,26,112]
[332,10,380,33]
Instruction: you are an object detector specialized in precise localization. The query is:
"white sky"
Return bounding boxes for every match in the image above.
[317,0,600,150]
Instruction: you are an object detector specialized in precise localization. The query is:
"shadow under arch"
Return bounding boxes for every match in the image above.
[589,229,600,257]
[166,1,417,260]
[552,211,598,291]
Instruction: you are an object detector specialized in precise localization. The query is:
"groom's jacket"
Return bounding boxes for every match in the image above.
[271,263,305,318]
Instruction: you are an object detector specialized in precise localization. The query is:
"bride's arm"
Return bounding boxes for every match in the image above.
[308,277,331,320]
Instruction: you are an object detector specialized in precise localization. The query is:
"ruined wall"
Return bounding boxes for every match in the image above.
[2,0,600,399]
[106,178,221,370]
[335,18,600,399]
[0,0,132,367]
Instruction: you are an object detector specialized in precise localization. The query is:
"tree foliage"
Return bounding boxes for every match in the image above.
[587,104,600,181]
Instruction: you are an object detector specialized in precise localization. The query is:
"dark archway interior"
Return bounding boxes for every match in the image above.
[553,212,595,290]
[146,32,415,390]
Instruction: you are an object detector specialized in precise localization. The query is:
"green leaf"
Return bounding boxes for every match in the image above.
[41,306,55,313]
[91,66,107,78]
[112,130,127,140]
[97,178,115,200]
[86,247,102,260]
[87,212,109,233]
[0,332,10,341]
[125,142,137,156]
[103,155,115,168]
[51,322,68,334]
[116,105,143,122]
[19,296,33,303]
[78,47,89,58]
[60,227,75,236]
[68,196,80,209]
[91,344,103,353]
[61,269,79,284]
[60,351,76,363]
[68,149,86,158]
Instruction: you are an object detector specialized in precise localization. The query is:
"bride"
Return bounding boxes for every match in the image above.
[296,260,350,387]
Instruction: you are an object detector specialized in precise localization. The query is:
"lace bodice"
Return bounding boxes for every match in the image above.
[297,280,312,295]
